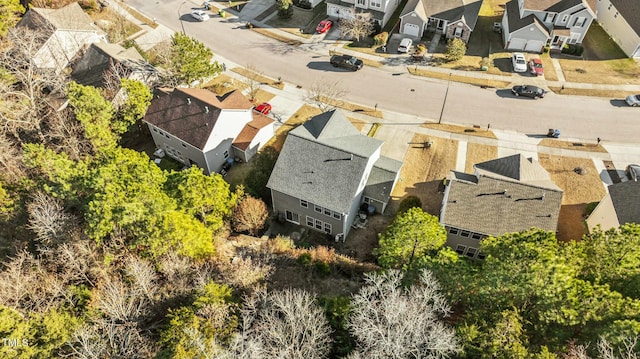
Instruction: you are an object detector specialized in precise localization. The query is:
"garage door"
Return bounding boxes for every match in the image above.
[524,40,544,53]
[403,23,420,37]
[507,38,526,50]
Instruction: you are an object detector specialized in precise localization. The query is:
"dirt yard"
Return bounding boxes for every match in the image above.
[537,154,607,241]
[465,142,498,173]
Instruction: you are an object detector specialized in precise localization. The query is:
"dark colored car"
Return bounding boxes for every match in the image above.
[529,58,543,76]
[329,55,363,71]
[512,85,545,99]
[627,164,640,181]
[254,103,272,115]
[316,19,333,34]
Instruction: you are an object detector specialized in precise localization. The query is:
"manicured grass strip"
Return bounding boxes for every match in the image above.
[231,67,285,90]
[407,68,511,88]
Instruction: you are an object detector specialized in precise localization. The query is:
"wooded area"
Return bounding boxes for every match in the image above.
[0,0,639,357]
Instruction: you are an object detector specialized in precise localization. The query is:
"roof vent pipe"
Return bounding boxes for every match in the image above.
[187,98,191,104]
[204,106,209,113]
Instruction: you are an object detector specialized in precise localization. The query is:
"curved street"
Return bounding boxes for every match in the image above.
[126,0,638,145]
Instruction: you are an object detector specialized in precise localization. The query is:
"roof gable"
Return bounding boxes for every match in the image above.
[233,112,275,151]
[506,0,551,34]
[71,42,148,88]
[474,154,559,189]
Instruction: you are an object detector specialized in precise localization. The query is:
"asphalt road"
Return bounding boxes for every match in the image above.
[130,0,637,143]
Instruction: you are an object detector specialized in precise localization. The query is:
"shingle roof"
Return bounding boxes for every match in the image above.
[505,0,550,34]
[364,156,402,203]
[401,0,482,29]
[71,42,147,88]
[545,0,584,12]
[143,88,252,149]
[442,174,563,235]
[474,154,561,190]
[233,112,274,151]
[267,110,384,213]
[609,181,640,225]
[609,0,640,35]
[32,2,98,32]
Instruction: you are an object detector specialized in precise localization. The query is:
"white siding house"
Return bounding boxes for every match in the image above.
[596,0,640,58]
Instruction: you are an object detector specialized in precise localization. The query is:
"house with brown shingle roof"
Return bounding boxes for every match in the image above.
[17,2,106,73]
[142,87,275,174]
[596,0,640,58]
[440,154,563,259]
[501,0,594,53]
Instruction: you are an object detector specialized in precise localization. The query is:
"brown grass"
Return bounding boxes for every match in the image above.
[264,104,323,151]
[252,89,276,104]
[203,73,248,95]
[538,154,607,241]
[422,123,497,139]
[539,52,559,81]
[91,8,142,41]
[124,6,159,29]
[539,138,607,153]
[408,68,511,88]
[389,133,458,215]
[558,58,640,85]
[464,143,498,173]
[548,87,638,99]
[231,67,285,90]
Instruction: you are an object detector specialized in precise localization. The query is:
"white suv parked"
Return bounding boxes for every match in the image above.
[511,53,527,72]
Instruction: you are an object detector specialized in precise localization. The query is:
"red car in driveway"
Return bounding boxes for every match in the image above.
[316,19,333,34]
[254,103,271,115]
[529,58,543,76]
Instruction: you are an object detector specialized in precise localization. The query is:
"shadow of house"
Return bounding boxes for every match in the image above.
[142,87,275,174]
[440,154,563,259]
[71,42,159,104]
[17,2,106,74]
[398,0,482,43]
[586,181,640,232]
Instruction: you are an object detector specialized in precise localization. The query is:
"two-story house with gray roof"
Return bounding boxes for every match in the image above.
[596,0,640,58]
[399,0,482,43]
[143,87,275,174]
[327,0,400,28]
[267,110,402,240]
[586,181,640,232]
[501,0,594,53]
[440,154,563,259]
[17,2,106,74]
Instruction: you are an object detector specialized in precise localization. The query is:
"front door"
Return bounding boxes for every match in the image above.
[437,19,445,32]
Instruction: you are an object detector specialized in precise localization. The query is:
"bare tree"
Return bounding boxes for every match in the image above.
[0,132,26,182]
[339,8,375,42]
[65,319,154,359]
[0,26,67,137]
[232,196,268,236]
[305,78,348,112]
[45,108,92,160]
[218,256,273,290]
[243,64,263,102]
[102,59,131,100]
[27,191,75,245]
[222,288,332,359]
[95,256,157,322]
[563,336,640,359]
[347,269,459,358]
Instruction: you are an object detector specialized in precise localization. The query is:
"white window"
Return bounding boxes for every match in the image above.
[455,244,466,254]
[333,212,341,219]
[460,230,470,237]
[477,252,486,260]
[471,233,483,240]
[306,216,314,227]
[324,208,331,216]
[324,223,332,234]
[448,227,459,235]
[356,0,365,5]
[562,14,569,22]
[454,26,463,38]
[363,197,371,203]
[314,205,322,213]
[315,219,323,230]
[574,16,586,27]
[152,127,158,132]
[614,11,618,18]
[300,200,308,208]
[545,13,555,22]
[181,143,187,148]
[285,211,299,224]
[223,150,229,159]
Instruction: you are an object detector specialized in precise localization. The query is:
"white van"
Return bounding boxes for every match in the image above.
[398,38,412,53]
